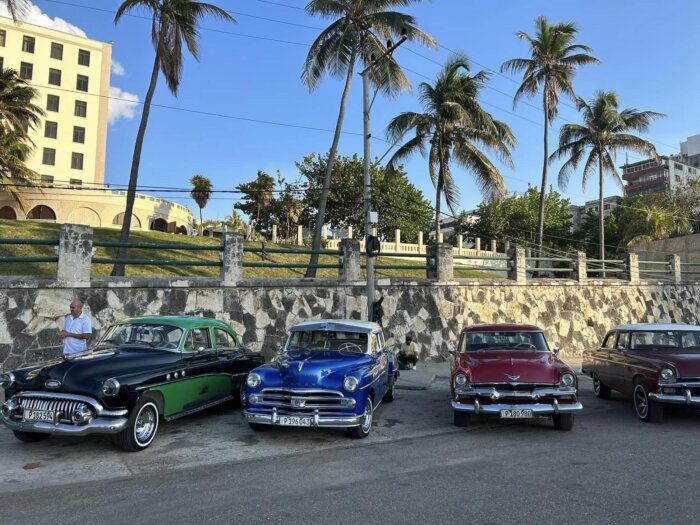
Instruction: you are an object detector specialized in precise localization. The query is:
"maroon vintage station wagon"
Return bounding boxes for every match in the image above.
[582,323,700,422]
[450,324,582,430]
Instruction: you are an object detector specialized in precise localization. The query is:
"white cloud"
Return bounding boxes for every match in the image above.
[111,60,125,77]
[0,1,87,37]
[108,86,139,125]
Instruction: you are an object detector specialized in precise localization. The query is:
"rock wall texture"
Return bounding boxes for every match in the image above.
[1,279,699,372]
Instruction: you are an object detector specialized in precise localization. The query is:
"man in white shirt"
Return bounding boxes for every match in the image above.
[58,300,92,357]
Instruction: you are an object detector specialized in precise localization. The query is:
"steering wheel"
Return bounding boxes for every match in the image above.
[513,343,537,350]
[337,342,364,353]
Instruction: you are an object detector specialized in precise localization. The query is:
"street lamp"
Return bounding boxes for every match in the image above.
[360,31,407,322]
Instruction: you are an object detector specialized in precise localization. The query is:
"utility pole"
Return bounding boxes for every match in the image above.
[360,31,407,321]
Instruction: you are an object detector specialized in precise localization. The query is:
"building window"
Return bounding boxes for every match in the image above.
[74,100,87,117]
[40,175,54,187]
[0,57,3,70]
[48,68,62,86]
[47,94,60,112]
[44,121,58,139]
[69,178,82,188]
[76,74,89,92]
[73,126,85,144]
[71,152,84,170]
[27,205,56,221]
[78,49,90,66]
[22,36,35,53]
[50,42,63,60]
[0,206,17,220]
[0,30,6,47]
[19,62,33,80]
[42,148,56,166]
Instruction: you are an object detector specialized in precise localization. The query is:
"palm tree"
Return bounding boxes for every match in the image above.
[550,90,664,262]
[224,210,247,234]
[111,0,234,276]
[386,54,516,241]
[502,16,598,257]
[302,0,436,277]
[0,129,38,210]
[189,174,212,235]
[2,0,29,22]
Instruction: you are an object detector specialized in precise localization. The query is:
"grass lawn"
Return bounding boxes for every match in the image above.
[0,219,500,279]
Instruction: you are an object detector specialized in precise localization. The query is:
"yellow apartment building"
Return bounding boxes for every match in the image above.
[0,17,192,233]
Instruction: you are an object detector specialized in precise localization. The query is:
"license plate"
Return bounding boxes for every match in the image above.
[278,415,312,427]
[500,409,533,419]
[23,410,55,422]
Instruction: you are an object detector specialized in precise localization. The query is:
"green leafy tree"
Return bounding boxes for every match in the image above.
[234,170,276,237]
[189,174,212,235]
[302,0,436,276]
[502,16,598,258]
[111,0,234,275]
[387,54,516,241]
[298,153,431,243]
[551,90,664,261]
[223,209,247,234]
[468,187,574,253]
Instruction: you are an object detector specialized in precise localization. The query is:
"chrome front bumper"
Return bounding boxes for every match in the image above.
[452,399,583,415]
[650,388,700,406]
[245,408,363,428]
[0,412,128,435]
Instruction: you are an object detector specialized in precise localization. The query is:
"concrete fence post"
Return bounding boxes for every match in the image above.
[438,233,444,243]
[491,239,497,254]
[418,231,424,253]
[457,235,464,256]
[427,243,454,281]
[271,224,277,244]
[322,225,328,240]
[508,245,527,284]
[668,254,682,283]
[221,232,244,286]
[475,237,481,255]
[625,252,640,284]
[347,226,353,239]
[339,239,361,282]
[395,229,401,252]
[572,251,588,282]
[297,225,303,246]
[57,223,93,286]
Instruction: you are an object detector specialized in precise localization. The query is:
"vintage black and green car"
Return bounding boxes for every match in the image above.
[0,316,263,451]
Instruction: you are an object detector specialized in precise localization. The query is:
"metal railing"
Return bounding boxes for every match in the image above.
[242,246,342,271]
[525,257,574,276]
[586,259,627,276]
[0,238,59,264]
[92,241,222,267]
[638,260,672,279]
[452,254,510,274]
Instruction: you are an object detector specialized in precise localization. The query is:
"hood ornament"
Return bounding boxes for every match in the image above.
[45,379,61,389]
[505,374,520,381]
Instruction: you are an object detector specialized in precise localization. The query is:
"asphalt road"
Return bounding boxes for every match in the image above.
[2,374,700,525]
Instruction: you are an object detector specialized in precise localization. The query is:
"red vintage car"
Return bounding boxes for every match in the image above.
[582,324,700,422]
[450,324,582,431]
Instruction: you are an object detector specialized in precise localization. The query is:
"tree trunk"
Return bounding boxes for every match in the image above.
[434,176,443,242]
[199,208,203,236]
[599,156,605,278]
[535,98,549,263]
[111,52,161,276]
[305,48,357,277]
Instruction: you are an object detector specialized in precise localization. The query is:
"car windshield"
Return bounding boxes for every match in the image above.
[630,331,700,350]
[98,323,184,352]
[286,330,368,353]
[462,331,549,352]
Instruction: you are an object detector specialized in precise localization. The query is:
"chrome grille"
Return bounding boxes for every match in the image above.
[257,389,352,412]
[15,395,91,423]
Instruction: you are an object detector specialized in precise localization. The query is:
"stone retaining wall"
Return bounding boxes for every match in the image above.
[1,278,698,372]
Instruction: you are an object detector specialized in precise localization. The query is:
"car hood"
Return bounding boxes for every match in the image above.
[634,349,700,378]
[14,347,182,394]
[458,351,565,384]
[257,350,374,388]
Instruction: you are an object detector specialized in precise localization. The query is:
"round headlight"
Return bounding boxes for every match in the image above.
[343,376,359,392]
[559,373,575,389]
[246,373,261,388]
[0,372,15,390]
[455,373,468,387]
[101,378,120,397]
[659,368,675,382]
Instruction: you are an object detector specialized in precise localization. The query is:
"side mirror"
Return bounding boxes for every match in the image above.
[553,347,560,357]
[448,348,456,356]
[616,345,626,353]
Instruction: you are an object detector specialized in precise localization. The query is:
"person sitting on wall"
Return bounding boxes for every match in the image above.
[397,334,418,370]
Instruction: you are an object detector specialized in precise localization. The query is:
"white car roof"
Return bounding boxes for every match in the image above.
[612,323,700,332]
[289,319,381,334]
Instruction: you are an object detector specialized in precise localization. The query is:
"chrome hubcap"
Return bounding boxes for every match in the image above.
[635,385,648,418]
[361,402,373,434]
[135,405,157,444]
[593,375,601,395]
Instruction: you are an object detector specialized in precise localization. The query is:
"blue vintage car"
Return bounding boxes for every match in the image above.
[244,320,398,438]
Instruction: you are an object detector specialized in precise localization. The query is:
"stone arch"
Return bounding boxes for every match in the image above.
[67,207,101,227]
[176,225,188,235]
[0,206,17,219]
[113,212,142,229]
[150,218,168,232]
[27,205,56,221]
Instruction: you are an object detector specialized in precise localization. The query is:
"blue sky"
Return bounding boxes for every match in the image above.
[14,0,700,223]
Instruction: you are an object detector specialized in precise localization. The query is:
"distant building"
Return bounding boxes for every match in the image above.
[680,133,700,167]
[622,155,699,197]
[570,196,622,230]
[0,16,192,233]
[436,213,479,238]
